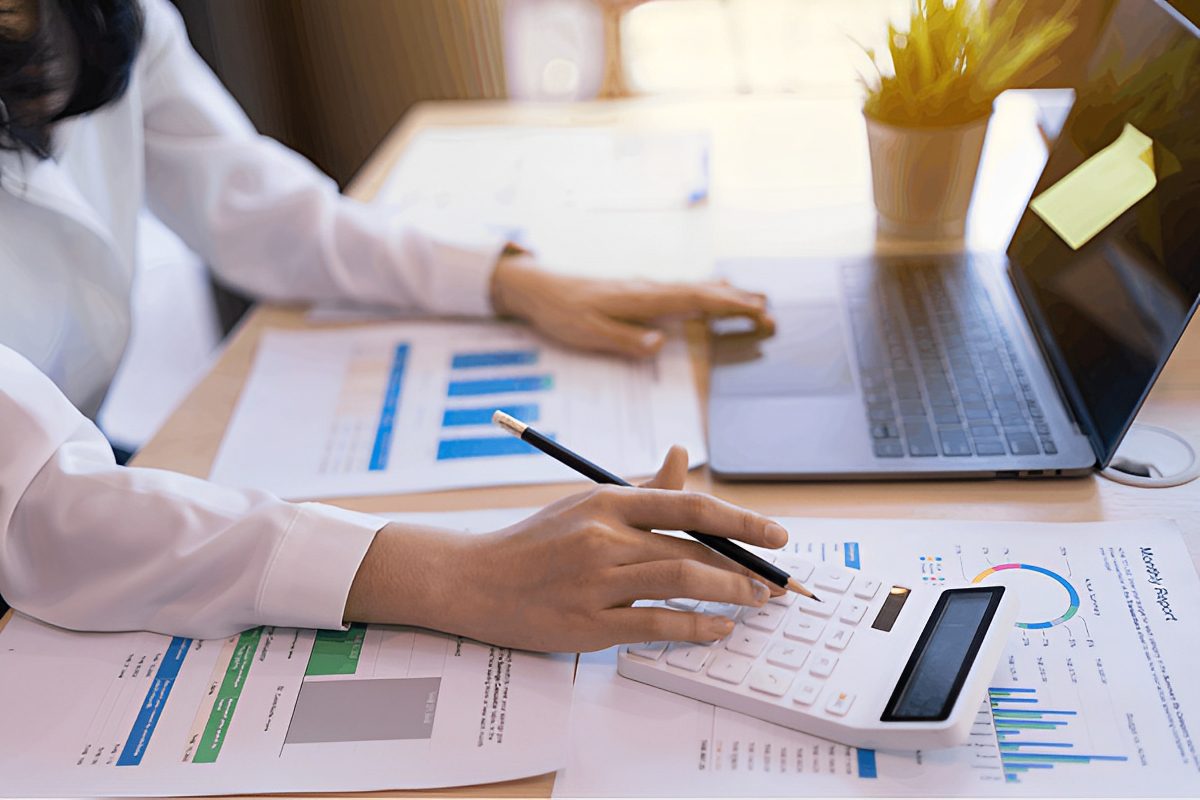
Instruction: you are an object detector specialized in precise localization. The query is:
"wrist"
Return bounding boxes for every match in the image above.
[343,523,465,629]
[490,247,539,318]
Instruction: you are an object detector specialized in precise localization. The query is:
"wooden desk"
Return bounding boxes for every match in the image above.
[130,94,1200,798]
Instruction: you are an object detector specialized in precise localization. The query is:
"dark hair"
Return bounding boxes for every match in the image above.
[0,0,143,158]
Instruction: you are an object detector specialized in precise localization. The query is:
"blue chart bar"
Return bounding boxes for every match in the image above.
[118,637,192,766]
[369,345,409,471]
[442,404,541,428]
[447,375,553,397]
[988,687,1127,783]
[437,436,539,460]
[855,748,877,779]
[451,350,539,369]
[843,541,861,570]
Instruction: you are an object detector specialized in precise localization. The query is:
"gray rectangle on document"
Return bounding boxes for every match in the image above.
[286,676,441,744]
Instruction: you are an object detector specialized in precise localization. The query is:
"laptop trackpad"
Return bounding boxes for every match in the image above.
[712,303,854,397]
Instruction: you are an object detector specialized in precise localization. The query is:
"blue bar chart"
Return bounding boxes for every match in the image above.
[437,349,552,461]
[368,345,409,471]
[989,687,1128,783]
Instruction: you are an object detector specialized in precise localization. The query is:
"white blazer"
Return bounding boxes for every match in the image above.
[0,0,505,638]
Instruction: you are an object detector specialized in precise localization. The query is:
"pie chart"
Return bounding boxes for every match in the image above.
[971,563,1080,629]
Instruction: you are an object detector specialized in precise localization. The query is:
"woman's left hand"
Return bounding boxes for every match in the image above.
[490,250,775,358]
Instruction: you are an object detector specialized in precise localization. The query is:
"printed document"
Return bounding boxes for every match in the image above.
[209,321,704,499]
[552,517,1200,797]
[0,508,572,797]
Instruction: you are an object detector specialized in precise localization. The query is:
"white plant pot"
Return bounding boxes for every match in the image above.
[865,112,991,241]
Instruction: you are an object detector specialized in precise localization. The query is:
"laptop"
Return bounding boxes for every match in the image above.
[709,0,1200,481]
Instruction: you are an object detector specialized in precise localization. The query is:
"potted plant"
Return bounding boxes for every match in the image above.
[860,0,1077,239]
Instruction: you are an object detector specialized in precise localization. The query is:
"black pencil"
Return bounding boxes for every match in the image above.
[492,410,820,601]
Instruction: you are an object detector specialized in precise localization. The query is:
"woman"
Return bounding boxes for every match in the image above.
[0,0,781,650]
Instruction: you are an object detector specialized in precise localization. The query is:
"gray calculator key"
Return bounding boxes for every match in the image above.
[797,596,838,618]
[628,641,668,660]
[776,558,815,582]
[707,652,754,685]
[741,605,787,632]
[666,643,713,672]
[766,642,811,670]
[838,600,869,625]
[725,625,770,658]
[792,681,822,706]
[825,691,856,716]
[813,568,854,594]
[783,616,825,643]
[809,653,839,678]
[749,665,794,697]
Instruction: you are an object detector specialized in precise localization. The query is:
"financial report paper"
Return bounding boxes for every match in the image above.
[208,321,705,499]
[0,591,572,795]
[550,517,1200,798]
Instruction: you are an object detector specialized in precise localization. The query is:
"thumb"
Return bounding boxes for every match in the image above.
[641,444,689,490]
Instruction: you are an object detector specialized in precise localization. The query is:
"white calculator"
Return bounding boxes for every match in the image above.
[618,555,1019,751]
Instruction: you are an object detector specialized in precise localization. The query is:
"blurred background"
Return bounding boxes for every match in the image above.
[102,0,1198,452]
[170,0,1138,188]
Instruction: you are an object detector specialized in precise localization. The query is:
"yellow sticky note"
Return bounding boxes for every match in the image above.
[1030,123,1157,250]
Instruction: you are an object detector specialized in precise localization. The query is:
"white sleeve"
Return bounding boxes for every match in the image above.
[137,0,504,316]
[0,345,383,639]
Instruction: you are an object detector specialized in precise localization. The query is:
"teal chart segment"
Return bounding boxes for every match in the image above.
[971,563,1080,629]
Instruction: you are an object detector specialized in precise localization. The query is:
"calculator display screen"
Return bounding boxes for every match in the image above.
[881,587,1005,722]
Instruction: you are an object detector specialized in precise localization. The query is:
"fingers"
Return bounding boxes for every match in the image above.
[640,445,688,490]
[601,281,769,321]
[601,486,788,549]
[606,559,771,607]
[546,312,664,359]
[599,605,735,645]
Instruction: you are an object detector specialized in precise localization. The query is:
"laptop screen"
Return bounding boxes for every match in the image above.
[1007,0,1200,467]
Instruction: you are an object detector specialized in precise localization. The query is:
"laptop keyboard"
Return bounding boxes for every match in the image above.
[843,262,1057,459]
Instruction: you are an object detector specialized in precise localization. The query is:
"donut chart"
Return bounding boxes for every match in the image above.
[971,563,1080,629]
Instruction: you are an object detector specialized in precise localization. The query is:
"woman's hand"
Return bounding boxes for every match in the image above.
[344,446,788,652]
[490,250,775,358]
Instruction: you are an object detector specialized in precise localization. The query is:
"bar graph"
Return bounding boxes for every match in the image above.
[438,348,553,461]
[989,687,1127,783]
[447,375,554,397]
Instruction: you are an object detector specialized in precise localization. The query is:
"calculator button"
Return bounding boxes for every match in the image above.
[749,665,794,697]
[627,641,668,660]
[707,653,754,685]
[666,643,714,672]
[810,653,839,678]
[839,600,869,625]
[824,626,854,651]
[796,596,839,618]
[702,602,743,619]
[783,617,825,643]
[768,591,796,607]
[853,578,882,600]
[825,691,856,716]
[665,597,700,610]
[813,568,855,594]
[741,604,787,632]
[777,558,815,582]
[766,642,810,670]
[792,682,822,706]
[725,626,770,658]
